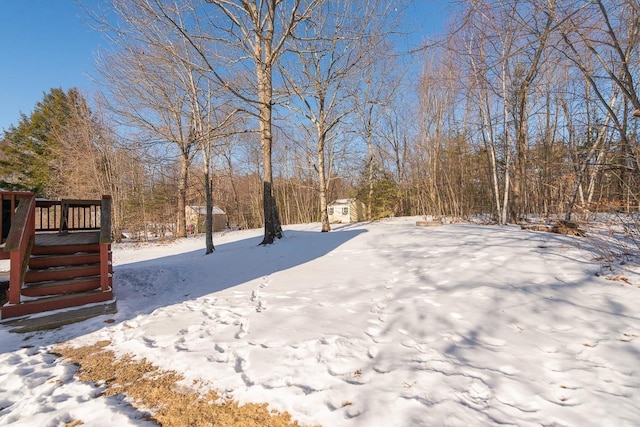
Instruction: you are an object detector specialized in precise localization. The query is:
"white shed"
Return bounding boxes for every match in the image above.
[327,198,366,224]
[186,206,228,233]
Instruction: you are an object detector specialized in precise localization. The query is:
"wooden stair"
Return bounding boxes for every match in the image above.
[1,235,113,319]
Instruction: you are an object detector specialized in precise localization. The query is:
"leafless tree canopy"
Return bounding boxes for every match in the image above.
[6,0,640,243]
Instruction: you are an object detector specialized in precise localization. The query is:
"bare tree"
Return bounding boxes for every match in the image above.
[280,0,392,231]
[151,0,321,244]
[94,0,210,238]
[559,0,640,212]
[186,78,239,253]
[459,2,519,224]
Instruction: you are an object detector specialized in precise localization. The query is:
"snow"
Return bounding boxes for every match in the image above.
[1,218,639,426]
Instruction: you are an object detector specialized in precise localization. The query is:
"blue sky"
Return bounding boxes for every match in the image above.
[0,0,450,133]
[0,0,104,132]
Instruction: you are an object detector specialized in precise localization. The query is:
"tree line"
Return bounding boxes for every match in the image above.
[2,0,640,247]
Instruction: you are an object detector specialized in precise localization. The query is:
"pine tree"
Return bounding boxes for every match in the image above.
[356,163,399,221]
[0,88,84,195]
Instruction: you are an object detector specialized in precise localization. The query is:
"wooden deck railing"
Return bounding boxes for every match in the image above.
[2,192,113,311]
[4,195,36,305]
[35,199,103,233]
[35,196,113,292]
[1,191,34,245]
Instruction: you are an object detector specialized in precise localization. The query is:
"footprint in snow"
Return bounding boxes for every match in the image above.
[142,336,157,348]
[468,380,492,401]
[367,345,380,358]
[344,404,362,419]
[365,326,393,343]
[174,338,189,352]
[260,275,270,288]
[235,321,250,339]
[234,351,250,372]
[617,332,637,342]
[548,385,580,406]
[205,343,230,362]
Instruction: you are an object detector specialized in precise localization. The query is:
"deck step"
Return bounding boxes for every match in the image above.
[29,252,101,269]
[22,276,101,297]
[0,289,113,319]
[2,300,117,333]
[25,264,100,283]
[31,243,100,256]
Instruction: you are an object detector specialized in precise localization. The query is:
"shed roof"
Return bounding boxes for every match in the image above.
[328,198,357,206]
[188,206,226,215]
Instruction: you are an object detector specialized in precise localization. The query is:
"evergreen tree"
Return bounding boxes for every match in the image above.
[0,88,85,195]
[356,164,399,220]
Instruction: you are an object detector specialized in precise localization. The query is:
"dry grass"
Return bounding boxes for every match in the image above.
[521,221,585,236]
[53,341,316,427]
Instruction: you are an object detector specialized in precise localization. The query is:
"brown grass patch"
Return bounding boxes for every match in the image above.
[53,341,316,427]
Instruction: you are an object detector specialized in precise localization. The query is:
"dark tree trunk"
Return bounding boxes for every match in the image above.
[205,172,215,254]
[261,181,282,244]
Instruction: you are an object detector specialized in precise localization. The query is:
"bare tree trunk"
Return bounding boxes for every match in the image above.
[500,41,511,225]
[204,169,215,253]
[510,5,554,221]
[318,133,330,232]
[177,152,189,238]
[565,94,618,221]
[258,66,282,244]
[367,129,374,221]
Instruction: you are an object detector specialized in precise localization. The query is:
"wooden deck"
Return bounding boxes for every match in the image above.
[1,194,114,323]
[35,231,100,247]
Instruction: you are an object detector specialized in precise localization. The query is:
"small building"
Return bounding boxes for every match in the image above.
[327,198,366,224]
[185,205,227,233]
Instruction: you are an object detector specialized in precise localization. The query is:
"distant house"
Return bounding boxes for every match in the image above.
[185,206,227,233]
[327,198,366,224]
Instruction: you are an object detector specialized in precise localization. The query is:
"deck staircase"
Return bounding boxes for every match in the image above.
[1,193,114,322]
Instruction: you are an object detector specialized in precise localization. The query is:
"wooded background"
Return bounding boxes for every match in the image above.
[2,0,640,241]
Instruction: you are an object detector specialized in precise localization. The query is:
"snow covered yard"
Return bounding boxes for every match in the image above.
[1,218,639,426]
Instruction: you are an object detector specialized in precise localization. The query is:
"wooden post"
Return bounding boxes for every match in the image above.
[99,244,111,291]
[100,196,112,244]
[59,200,69,234]
[8,251,22,305]
[99,196,112,292]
